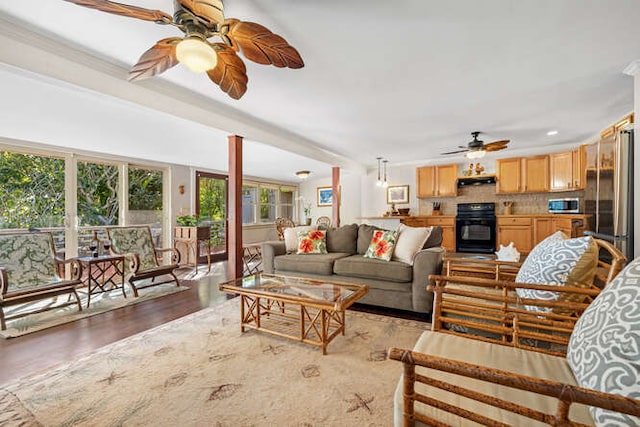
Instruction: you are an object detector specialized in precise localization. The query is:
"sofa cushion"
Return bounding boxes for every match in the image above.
[422,226,443,249]
[357,224,382,255]
[364,230,397,261]
[296,230,327,254]
[274,252,351,276]
[567,257,640,426]
[392,223,432,265]
[334,255,412,283]
[515,231,597,313]
[283,226,316,253]
[326,224,358,254]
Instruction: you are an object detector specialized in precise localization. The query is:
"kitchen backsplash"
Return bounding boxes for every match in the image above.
[417,184,584,215]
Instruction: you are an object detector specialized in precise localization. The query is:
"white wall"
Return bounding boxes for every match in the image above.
[299,170,363,226]
[361,164,419,217]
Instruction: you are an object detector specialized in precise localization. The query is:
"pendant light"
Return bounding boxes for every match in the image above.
[375,157,383,186]
[382,160,389,188]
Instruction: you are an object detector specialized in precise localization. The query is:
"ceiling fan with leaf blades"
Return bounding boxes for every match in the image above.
[441,131,510,159]
[62,0,304,100]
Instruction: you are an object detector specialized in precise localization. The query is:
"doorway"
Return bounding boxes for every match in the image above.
[196,171,228,262]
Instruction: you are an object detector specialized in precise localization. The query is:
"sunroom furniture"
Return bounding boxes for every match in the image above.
[390,255,640,426]
[315,215,332,230]
[219,273,368,354]
[274,217,295,240]
[106,226,180,297]
[172,225,211,273]
[0,232,82,330]
[242,243,263,276]
[76,254,125,308]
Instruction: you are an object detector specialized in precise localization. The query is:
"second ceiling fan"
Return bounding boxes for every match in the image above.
[62,0,304,99]
[441,132,510,159]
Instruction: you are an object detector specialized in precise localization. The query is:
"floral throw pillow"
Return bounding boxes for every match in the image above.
[297,230,328,254]
[364,230,397,261]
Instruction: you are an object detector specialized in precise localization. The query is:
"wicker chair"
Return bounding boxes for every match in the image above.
[429,238,626,356]
[274,217,295,240]
[390,252,639,427]
[106,226,180,297]
[315,216,331,230]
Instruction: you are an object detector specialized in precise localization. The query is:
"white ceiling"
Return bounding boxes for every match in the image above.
[1,0,639,181]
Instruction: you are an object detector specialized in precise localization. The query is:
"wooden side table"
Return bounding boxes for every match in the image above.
[77,254,126,307]
[173,226,211,273]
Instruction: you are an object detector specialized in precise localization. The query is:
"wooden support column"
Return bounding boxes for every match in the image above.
[228,135,243,279]
[332,167,341,227]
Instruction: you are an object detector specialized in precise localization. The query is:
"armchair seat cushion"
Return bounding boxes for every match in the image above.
[274,252,351,276]
[333,255,412,283]
[395,331,593,426]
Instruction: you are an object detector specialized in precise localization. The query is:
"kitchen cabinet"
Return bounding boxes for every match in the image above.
[496,156,549,194]
[497,217,533,254]
[534,217,554,244]
[402,216,455,252]
[549,146,585,192]
[416,164,458,198]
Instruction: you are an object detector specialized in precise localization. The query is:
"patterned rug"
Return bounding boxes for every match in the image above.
[0,298,428,426]
[0,282,188,338]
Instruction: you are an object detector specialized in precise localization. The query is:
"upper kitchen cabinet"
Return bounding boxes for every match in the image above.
[417,164,457,197]
[496,155,549,194]
[549,146,586,192]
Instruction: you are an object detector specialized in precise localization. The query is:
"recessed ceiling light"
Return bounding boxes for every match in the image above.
[546,130,559,136]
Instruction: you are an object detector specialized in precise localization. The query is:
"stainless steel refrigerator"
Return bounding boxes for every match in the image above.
[584,125,634,260]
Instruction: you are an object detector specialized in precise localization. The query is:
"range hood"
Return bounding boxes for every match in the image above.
[457,175,496,187]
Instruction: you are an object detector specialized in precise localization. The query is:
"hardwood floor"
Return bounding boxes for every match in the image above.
[0,263,232,385]
[0,262,426,386]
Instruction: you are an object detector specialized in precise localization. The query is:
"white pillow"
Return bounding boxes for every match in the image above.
[392,223,433,265]
[283,225,316,252]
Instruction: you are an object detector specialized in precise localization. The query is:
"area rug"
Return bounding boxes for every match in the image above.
[0,298,429,426]
[0,282,188,338]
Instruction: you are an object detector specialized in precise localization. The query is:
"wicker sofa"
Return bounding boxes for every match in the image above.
[261,223,445,315]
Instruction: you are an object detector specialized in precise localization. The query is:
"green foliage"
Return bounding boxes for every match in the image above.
[198,177,226,221]
[77,161,119,226]
[129,168,163,211]
[176,214,199,226]
[0,152,65,228]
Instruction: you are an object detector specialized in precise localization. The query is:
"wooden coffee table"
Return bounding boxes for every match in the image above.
[219,274,368,354]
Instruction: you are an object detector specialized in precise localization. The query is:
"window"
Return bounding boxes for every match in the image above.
[242,182,297,225]
[0,151,65,230]
[128,166,164,246]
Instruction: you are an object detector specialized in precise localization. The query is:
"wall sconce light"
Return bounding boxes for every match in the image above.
[178,185,185,195]
[296,170,311,180]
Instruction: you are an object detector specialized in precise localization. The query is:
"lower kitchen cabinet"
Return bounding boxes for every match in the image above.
[497,217,534,254]
[402,216,455,253]
[498,215,589,255]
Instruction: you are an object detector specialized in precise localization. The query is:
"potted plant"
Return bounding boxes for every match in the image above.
[174,214,209,240]
[303,203,312,225]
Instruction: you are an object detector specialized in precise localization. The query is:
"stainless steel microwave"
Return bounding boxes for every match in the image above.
[548,198,580,214]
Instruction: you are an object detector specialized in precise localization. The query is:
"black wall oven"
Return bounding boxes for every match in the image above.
[456,203,496,253]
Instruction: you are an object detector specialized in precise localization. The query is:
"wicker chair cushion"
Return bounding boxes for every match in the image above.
[0,233,59,290]
[567,257,640,426]
[108,227,158,271]
[515,231,597,313]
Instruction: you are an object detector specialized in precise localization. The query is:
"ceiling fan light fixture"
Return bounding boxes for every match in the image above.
[466,150,486,160]
[176,36,217,73]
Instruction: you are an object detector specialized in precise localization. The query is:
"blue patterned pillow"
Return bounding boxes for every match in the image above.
[515,231,596,313]
[567,257,640,425]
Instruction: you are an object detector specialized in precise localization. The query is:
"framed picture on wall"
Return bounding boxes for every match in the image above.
[317,186,333,206]
[387,185,409,204]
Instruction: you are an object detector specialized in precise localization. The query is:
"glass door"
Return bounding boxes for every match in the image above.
[196,171,228,262]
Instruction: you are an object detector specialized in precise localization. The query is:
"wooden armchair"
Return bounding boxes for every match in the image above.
[106,226,180,297]
[0,232,82,330]
[390,253,640,426]
[274,217,295,240]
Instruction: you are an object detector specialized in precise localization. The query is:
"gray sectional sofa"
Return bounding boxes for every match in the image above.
[261,224,445,315]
